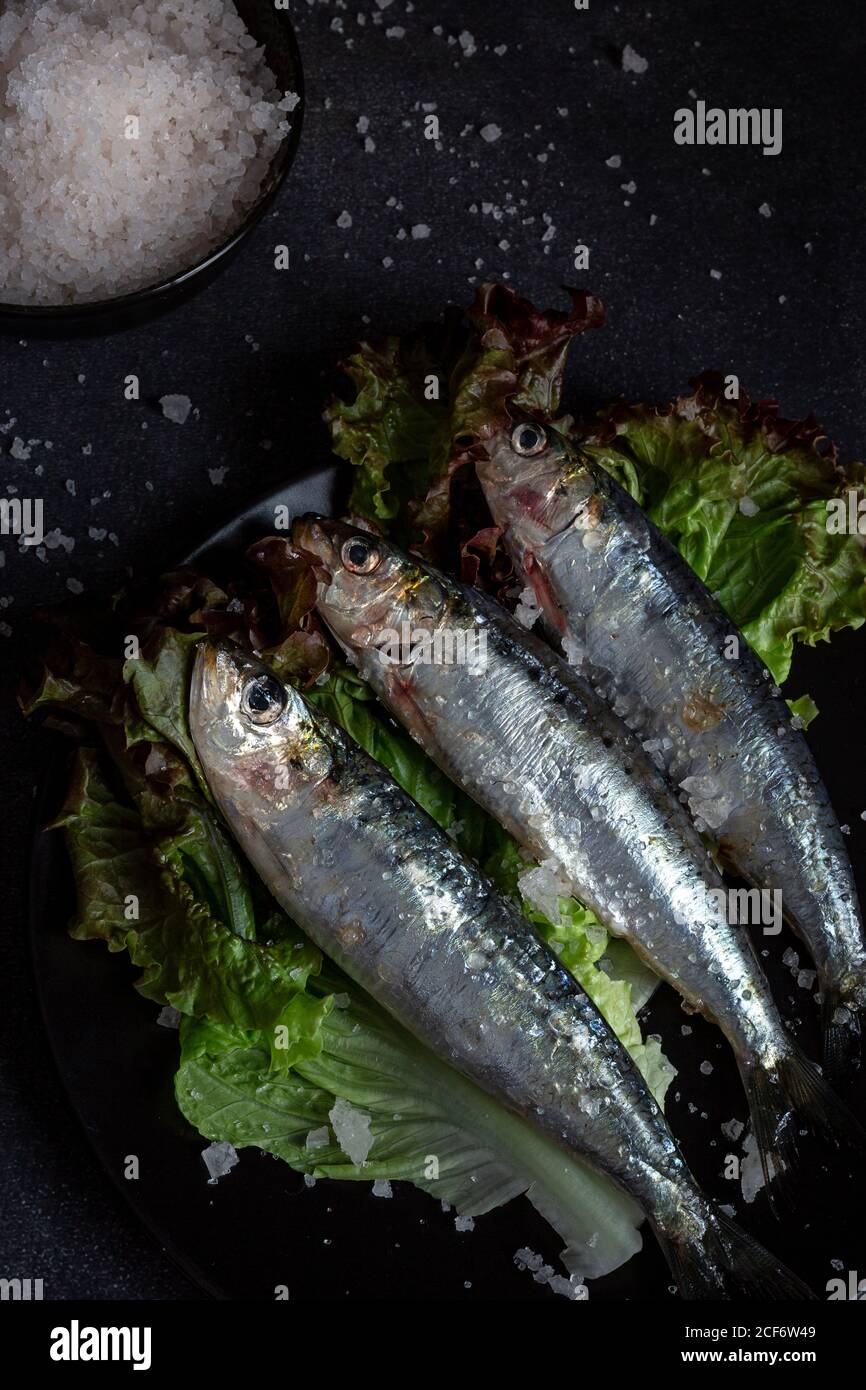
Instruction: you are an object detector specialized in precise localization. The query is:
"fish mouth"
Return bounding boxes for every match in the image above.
[190,638,247,721]
[291,512,343,568]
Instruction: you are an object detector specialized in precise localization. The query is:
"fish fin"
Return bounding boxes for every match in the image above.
[658,1208,814,1300]
[741,1047,866,1204]
[821,992,863,1091]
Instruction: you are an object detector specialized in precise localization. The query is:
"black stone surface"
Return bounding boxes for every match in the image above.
[1,0,864,1301]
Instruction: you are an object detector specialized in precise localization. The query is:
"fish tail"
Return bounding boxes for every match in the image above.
[740,1046,866,1203]
[657,1207,814,1300]
[821,991,864,1091]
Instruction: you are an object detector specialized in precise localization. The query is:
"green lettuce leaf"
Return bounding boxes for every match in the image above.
[323,331,454,532]
[324,290,866,693]
[324,284,604,557]
[57,747,326,1070]
[583,373,866,685]
[176,984,645,1280]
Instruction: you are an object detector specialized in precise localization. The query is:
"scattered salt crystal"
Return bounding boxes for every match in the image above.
[561,632,585,666]
[156,1005,181,1029]
[336,210,353,229]
[160,395,192,425]
[202,1140,239,1184]
[208,466,228,486]
[741,1131,773,1203]
[454,1214,474,1232]
[605,154,622,168]
[411,224,431,239]
[514,1248,586,1299]
[329,1097,374,1166]
[840,823,851,835]
[710,268,722,280]
[797,969,816,990]
[758,202,773,217]
[9,438,31,460]
[739,496,759,516]
[678,774,736,830]
[782,947,799,970]
[458,30,476,57]
[372,1179,393,1198]
[305,1126,330,1151]
[43,528,74,553]
[518,856,571,923]
[514,585,541,630]
[303,1173,316,1188]
[621,44,649,74]
[699,1060,713,1076]
[721,1118,745,1141]
[515,1248,544,1273]
[480,123,502,143]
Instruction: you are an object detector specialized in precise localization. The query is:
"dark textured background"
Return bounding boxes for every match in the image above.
[1,0,864,1300]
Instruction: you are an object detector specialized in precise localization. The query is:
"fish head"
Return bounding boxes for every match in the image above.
[189,639,333,809]
[291,514,450,665]
[475,411,599,550]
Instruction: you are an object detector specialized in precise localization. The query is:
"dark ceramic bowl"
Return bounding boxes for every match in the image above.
[0,2,303,336]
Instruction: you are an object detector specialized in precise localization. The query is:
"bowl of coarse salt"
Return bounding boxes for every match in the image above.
[0,0,303,331]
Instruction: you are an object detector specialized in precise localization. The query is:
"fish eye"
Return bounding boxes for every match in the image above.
[341,536,381,574]
[241,673,287,725]
[511,421,548,456]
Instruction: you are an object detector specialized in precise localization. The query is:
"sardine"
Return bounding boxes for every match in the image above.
[294,515,859,1184]
[189,637,810,1297]
[475,413,866,1083]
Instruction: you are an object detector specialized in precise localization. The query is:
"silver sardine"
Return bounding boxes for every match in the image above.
[189,638,810,1297]
[294,515,858,1182]
[475,413,866,1082]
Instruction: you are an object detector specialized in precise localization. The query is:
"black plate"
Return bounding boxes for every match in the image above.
[29,471,866,1301]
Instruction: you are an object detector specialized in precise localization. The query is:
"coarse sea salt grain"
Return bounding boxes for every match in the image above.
[621,44,648,74]
[160,394,192,424]
[0,0,297,306]
[202,1140,239,1183]
[329,1097,374,1166]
